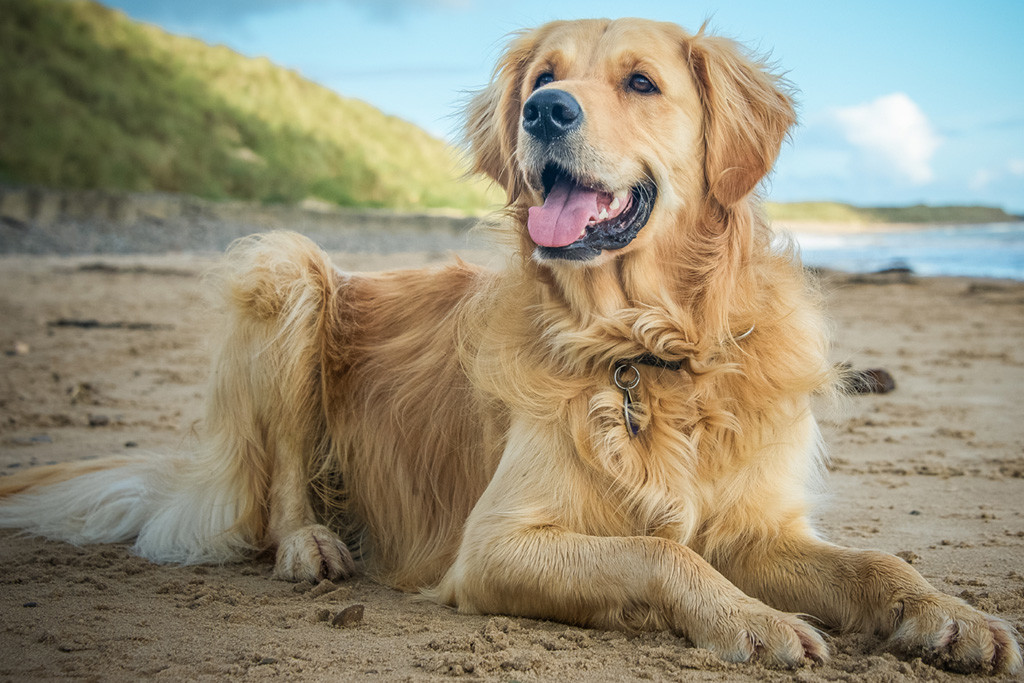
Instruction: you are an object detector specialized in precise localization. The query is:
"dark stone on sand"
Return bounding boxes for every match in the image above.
[88,414,110,427]
[846,367,897,394]
[331,604,365,628]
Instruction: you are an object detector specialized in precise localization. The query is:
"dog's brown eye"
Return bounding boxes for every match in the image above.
[627,73,658,94]
[533,72,555,90]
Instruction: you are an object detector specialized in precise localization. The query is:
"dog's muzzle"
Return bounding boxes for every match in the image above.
[520,89,657,262]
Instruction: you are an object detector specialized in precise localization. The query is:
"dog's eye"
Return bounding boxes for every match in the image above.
[533,72,555,90]
[627,73,659,94]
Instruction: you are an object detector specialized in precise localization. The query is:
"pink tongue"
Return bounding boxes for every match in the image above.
[527,177,601,247]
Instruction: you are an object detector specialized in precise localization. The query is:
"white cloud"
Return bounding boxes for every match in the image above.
[970,159,1024,190]
[832,93,941,185]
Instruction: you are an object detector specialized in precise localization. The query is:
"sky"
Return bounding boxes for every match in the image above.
[100,0,1024,213]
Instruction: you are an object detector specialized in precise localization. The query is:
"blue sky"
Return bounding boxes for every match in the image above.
[101,0,1024,213]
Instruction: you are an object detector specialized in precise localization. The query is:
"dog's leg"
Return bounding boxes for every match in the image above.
[445,527,827,667]
[707,407,1020,674]
[220,232,355,583]
[267,432,355,583]
[435,418,827,668]
[718,530,1022,674]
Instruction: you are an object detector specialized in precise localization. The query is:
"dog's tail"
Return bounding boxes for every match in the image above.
[0,451,255,564]
[0,232,342,565]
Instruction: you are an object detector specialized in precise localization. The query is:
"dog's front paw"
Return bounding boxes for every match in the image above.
[273,524,356,582]
[695,603,828,668]
[890,595,1022,675]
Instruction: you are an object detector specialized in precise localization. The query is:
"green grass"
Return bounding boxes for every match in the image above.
[0,0,502,211]
[766,201,1019,224]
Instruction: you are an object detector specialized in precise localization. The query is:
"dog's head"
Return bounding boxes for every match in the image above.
[465,19,795,264]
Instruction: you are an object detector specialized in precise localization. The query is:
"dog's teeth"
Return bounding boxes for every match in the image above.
[598,208,609,221]
[610,197,621,212]
[613,189,628,202]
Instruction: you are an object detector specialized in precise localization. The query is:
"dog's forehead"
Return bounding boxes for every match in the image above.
[531,19,690,79]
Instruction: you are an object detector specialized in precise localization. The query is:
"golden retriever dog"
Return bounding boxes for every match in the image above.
[0,18,1020,674]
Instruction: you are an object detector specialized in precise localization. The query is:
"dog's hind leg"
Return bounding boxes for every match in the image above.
[266,429,355,582]
[217,231,355,582]
[0,232,356,575]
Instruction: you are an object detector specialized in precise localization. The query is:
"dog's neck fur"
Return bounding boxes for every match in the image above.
[518,199,758,368]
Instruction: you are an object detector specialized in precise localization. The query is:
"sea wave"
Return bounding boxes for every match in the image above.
[788,223,1024,279]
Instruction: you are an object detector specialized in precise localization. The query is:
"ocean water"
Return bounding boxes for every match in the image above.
[789,223,1024,280]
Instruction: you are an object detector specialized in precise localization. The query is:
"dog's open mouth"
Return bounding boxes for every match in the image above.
[528,165,657,261]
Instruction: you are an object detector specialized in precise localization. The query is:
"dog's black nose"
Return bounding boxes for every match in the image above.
[522,89,582,141]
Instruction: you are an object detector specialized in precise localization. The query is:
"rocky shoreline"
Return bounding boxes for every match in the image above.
[0,184,487,255]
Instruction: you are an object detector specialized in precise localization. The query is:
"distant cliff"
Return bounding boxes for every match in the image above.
[766,202,1020,224]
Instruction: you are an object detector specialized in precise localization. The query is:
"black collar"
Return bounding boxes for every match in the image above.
[617,325,754,374]
[622,353,686,372]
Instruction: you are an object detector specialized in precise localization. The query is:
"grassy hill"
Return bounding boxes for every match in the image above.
[0,0,501,211]
[766,201,1019,224]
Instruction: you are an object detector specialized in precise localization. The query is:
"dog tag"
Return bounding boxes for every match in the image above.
[613,363,641,436]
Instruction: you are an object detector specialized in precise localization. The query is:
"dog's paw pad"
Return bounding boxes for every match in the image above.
[273,524,356,583]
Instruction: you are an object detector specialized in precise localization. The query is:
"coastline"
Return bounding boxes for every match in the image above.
[777,221,1024,281]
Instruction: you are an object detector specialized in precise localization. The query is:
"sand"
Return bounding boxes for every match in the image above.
[1,247,1022,681]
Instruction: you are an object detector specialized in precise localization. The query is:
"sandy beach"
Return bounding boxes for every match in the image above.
[1,240,1022,680]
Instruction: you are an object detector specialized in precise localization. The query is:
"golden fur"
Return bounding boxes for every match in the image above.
[0,19,1019,673]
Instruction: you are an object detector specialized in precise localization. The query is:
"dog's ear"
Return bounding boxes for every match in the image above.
[463,30,538,203]
[687,31,796,207]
